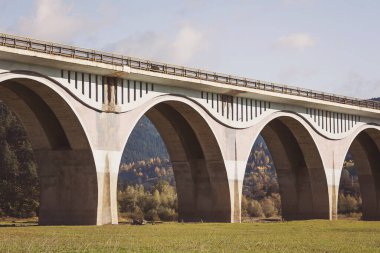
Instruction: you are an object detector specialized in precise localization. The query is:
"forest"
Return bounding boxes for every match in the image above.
[0,101,367,220]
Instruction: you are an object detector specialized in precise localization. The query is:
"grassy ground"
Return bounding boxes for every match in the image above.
[0,220,379,252]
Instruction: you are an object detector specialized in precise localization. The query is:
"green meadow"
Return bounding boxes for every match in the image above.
[0,220,379,252]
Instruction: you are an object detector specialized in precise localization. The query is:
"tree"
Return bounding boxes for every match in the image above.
[0,103,39,218]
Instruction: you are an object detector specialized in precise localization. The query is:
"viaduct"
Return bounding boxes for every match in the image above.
[0,33,379,225]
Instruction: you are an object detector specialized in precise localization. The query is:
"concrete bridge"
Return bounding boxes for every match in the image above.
[0,33,379,225]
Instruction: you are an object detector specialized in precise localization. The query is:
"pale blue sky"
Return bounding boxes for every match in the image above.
[1,0,379,98]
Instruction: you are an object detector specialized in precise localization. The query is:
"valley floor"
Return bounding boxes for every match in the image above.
[0,220,379,252]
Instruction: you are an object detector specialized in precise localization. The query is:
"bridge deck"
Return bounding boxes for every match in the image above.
[0,33,379,110]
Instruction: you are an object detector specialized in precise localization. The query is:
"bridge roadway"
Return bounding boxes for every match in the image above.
[0,33,379,225]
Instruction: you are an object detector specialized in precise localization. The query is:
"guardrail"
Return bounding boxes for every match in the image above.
[1,33,379,110]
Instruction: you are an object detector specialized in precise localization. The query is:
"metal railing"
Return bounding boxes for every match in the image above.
[1,33,379,110]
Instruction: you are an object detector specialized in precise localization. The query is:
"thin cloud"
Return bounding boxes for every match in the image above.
[276,33,317,51]
[15,0,96,43]
[171,25,205,63]
[106,25,207,65]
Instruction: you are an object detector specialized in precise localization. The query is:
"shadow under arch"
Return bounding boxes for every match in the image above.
[0,76,98,225]
[119,99,232,222]
[245,115,330,220]
[341,127,380,220]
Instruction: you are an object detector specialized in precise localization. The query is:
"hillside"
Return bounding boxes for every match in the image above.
[121,116,169,163]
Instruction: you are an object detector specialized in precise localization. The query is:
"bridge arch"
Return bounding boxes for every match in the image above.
[338,126,380,220]
[0,72,98,225]
[117,95,232,222]
[241,112,330,220]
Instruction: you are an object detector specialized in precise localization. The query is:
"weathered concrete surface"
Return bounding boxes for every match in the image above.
[1,47,380,225]
[35,150,98,225]
[0,78,100,225]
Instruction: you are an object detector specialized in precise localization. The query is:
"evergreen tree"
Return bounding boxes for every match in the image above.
[0,102,39,218]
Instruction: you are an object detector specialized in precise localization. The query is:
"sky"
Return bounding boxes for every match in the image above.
[0,0,379,98]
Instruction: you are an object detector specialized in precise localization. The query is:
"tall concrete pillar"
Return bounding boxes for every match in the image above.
[222,127,252,223]
[92,149,122,225]
[35,150,98,225]
[319,140,345,220]
[81,111,127,225]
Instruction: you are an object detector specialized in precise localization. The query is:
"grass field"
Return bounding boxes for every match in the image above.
[0,220,379,252]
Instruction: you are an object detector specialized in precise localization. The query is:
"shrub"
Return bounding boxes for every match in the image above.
[270,193,282,216]
[261,198,277,218]
[241,196,249,217]
[338,193,360,214]
[131,206,144,220]
[145,209,160,221]
[158,206,177,221]
[247,199,264,217]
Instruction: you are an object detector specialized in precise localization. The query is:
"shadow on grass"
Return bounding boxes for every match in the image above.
[0,220,38,227]
[0,223,38,227]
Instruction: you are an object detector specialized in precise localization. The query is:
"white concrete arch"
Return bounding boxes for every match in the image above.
[239,111,332,174]
[0,73,100,225]
[336,124,380,167]
[110,94,233,223]
[335,125,380,220]
[237,110,330,220]
[0,71,100,149]
[117,94,229,154]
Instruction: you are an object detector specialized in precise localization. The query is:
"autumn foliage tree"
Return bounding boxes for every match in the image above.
[118,180,177,221]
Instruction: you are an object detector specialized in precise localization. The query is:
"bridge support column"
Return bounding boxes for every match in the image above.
[35,150,98,225]
[75,109,128,225]
[222,128,254,223]
[35,147,123,225]
[325,166,342,220]
[174,159,233,222]
[224,158,247,223]
[318,140,346,220]
[92,149,122,225]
